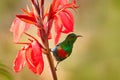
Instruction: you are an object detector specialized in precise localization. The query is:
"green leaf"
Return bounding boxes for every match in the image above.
[0,62,14,80]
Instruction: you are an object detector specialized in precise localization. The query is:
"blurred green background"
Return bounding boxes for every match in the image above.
[0,0,120,80]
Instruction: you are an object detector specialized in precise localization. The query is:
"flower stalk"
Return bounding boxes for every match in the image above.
[47,41,58,80]
[41,29,58,80]
[46,46,57,80]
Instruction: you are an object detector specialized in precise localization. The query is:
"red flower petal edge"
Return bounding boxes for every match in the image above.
[13,39,44,75]
[10,18,31,43]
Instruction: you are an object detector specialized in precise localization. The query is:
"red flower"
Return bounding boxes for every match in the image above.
[10,0,45,75]
[10,0,78,75]
[48,0,78,44]
[10,2,43,43]
[10,18,31,43]
[14,36,44,74]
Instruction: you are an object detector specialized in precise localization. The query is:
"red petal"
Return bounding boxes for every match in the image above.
[13,48,26,72]
[60,0,69,5]
[52,0,68,10]
[53,0,61,10]
[16,15,36,24]
[48,32,52,39]
[25,41,44,75]
[54,16,63,44]
[59,10,74,33]
[54,31,62,45]
[10,18,31,43]
[21,8,33,17]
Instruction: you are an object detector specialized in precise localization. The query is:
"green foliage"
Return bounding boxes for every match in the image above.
[0,63,14,80]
